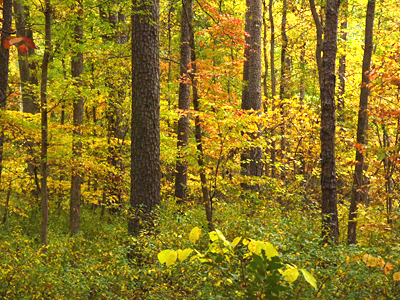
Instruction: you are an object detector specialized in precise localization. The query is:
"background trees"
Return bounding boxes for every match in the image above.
[1,0,400,298]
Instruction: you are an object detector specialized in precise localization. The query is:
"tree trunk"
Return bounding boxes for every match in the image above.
[0,0,12,189]
[175,0,193,202]
[337,0,348,124]
[70,2,84,236]
[269,0,277,179]
[309,0,323,91]
[190,28,214,231]
[40,0,51,246]
[279,0,288,180]
[320,0,340,244]
[241,0,263,189]
[347,0,375,245]
[262,0,269,176]
[128,0,161,236]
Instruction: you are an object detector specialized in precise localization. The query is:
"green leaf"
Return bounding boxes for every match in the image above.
[158,250,178,267]
[178,248,193,262]
[300,269,317,290]
[189,227,202,244]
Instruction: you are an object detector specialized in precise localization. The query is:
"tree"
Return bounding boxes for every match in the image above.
[40,0,51,246]
[70,0,84,235]
[241,0,263,187]
[320,0,340,244]
[269,0,277,179]
[0,0,12,189]
[347,0,376,245]
[128,0,161,236]
[175,0,193,202]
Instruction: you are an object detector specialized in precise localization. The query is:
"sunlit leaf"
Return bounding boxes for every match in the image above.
[158,249,177,267]
[281,265,299,283]
[189,227,202,244]
[178,248,193,262]
[300,269,317,290]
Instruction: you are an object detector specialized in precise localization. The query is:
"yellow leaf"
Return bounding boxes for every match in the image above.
[248,240,278,259]
[209,231,218,242]
[282,265,299,283]
[232,237,241,248]
[189,227,202,244]
[157,250,177,267]
[178,248,193,262]
[393,272,400,282]
[384,262,394,275]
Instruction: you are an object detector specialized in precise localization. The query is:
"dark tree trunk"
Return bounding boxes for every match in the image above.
[14,1,39,192]
[269,0,277,179]
[347,0,375,245]
[300,42,306,103]
[262,0,269,176]
[70,3,84,236]
[337,0,348,124]
[279,0,288,180]
[320,0,340,244]
[14,0,37,114]
[40,0,51,246]
[0,0,12,189]
[128,0,161,236]
[309,0,323,91]
[241,0,263,188]
[175,0,193,202]
[190,29,213,231]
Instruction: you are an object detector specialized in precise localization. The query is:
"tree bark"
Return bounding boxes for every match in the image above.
[309,0,323,91]
[190,28,214,231]
[0,0,12,190]
[128,0,161,236]
[40,0,51,246]
[241,0,263,188]
[70,2,84,236]
[321,0,340,244]
[347,0,375,244]
[269,0,277,179]
[337,0,348,124]
[175,0,193,202]
[279,0,288,180]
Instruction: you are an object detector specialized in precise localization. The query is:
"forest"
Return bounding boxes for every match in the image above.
[0,0,400,298]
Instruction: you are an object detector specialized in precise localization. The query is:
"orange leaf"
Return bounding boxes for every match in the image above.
[21,36,39,49]
[19,44,28,54]
[4,36,23,49]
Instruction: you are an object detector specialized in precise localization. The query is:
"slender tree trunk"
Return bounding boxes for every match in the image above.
[190,29,214,231]
[269,0,277,179]
[241,0,263,189]
[279,0,287,180]
[70,2,84,235]
[262,0,269,176]
[337,0,348,124]
[128,0,161,236]
[40,0,51,246]
[0,0,12,189]
[309,0,323,91]
[321,0,340,244]
[175,0,193,202]
[300,42,306,103]
[347,0,375,245]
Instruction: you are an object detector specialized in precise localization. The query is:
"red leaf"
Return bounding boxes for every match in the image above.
[4,36,23,49]
[21,36,39,49]
[19,44,28,54]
